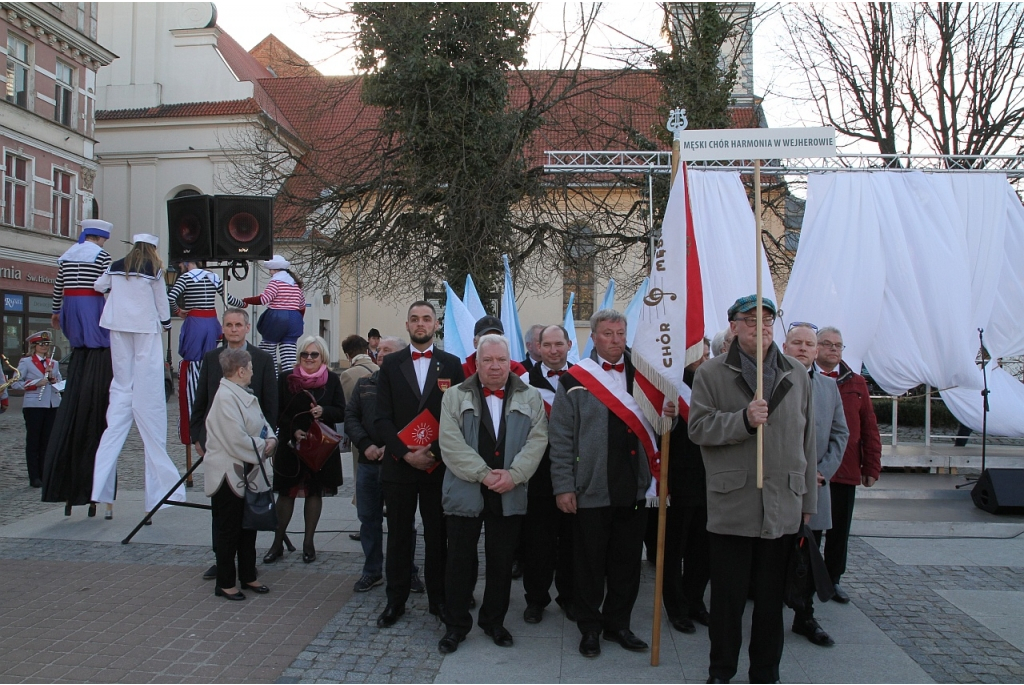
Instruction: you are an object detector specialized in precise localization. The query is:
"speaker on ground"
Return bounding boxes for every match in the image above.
[971,468,1024,514]
[213,195,273,261]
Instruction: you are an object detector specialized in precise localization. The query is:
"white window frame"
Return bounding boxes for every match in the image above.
[51,167,76,237]
[54,60,74,127]
[3,152,32,228]
[5,34,32,109]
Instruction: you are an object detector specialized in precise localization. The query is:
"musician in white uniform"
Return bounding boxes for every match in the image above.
[91,234,185,516]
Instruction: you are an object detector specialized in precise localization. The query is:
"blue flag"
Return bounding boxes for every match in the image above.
[564,291,581,364]
[624,277,650,349]
[463,274,487,320]
[500,255,526,362]
[582,279,617,358]
[443,282,477,363]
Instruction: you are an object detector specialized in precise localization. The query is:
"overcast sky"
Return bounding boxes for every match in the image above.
[214,1,800,129]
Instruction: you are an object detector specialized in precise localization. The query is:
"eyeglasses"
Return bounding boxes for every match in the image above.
[299,351,321,359]
[819,342,846,351]
[787,321,818,332]
[735,315,776,327]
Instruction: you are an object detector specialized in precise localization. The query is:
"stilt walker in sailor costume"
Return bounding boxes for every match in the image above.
[167,261,243,445]
[242,255,306,375]
[42,220,115,517]
[91,234,186,516]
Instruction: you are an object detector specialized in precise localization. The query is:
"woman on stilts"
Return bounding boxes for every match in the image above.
[241,255,306,375]
[91,234,186,519]
[42,220,115,517]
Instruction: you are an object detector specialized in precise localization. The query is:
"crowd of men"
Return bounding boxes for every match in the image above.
[302,294,881,684]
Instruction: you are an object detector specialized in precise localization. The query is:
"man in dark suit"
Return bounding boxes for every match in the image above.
[522,324,576,624]
[191,308,278,580]
[375,301,465,627]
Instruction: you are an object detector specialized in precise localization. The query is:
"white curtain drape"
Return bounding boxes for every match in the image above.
[688,170,778,341]
[784,171,1024,436]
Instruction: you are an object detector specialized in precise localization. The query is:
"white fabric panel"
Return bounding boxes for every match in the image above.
[688,170,778,339]
[982,185,1024,359]
[942,365,1024,437]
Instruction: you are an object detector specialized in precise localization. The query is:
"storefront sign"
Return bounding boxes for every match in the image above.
[0,259,58,295]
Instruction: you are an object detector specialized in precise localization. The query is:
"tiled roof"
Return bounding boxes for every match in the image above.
[249,34,320,78]
[217,28,298,136]
[96,99,263,120]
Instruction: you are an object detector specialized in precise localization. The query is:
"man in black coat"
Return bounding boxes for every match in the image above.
[522,324,576,624]
[190,308,278,580]
[375,301,465,627]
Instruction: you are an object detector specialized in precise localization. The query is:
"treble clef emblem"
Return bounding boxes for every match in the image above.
[643,288,677,307]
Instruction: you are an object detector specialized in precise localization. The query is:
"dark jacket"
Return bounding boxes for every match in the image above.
[190,342,277,450]
[346,371,383,466]
[273,370,346,493]
[525,360,573,498]
[670,368,705,507]
[831,361,882,486]
[375,345,465,484]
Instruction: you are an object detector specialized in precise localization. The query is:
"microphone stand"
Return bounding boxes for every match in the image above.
[957,328,990,489]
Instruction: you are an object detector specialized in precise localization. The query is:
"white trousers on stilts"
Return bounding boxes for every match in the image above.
[91,331,185,512]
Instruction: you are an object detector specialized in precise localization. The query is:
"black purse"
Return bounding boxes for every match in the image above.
[784,522,835,611]
[242,438,278,532]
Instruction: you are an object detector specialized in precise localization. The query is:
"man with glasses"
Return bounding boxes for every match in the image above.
[815,326,881,604]
[783,323,848,646]
[689,295,817,684]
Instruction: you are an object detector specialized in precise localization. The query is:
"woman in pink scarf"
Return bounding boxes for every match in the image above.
[263,335,345,564]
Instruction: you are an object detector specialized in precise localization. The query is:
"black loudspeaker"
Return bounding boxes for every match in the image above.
[972,469,1024,514]
[167,195,214,261]
[212,195,273,260]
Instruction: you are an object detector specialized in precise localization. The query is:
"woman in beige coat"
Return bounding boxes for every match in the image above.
[205,347,277,600]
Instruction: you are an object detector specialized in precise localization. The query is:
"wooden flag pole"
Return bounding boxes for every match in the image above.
[754,159,764,489]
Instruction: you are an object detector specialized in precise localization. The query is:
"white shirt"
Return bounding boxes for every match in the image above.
[410,344,434,393]
[483,388,504,437]
[597,355,628,397]
[540,363,568,386]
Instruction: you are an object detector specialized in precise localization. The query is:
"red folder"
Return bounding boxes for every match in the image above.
[397,409,442,474]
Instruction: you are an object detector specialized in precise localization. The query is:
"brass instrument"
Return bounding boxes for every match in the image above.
[0,353,21,394]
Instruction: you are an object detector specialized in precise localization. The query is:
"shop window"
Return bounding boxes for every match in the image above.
[5,34,30,109]
[51,169,74,237]
[54,61,74,126]
[3,154,30,228]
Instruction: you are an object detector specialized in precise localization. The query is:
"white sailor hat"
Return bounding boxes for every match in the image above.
[263,255,290,270]
[132,233,160,247]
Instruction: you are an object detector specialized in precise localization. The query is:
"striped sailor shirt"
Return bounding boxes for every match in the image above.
[51,243,112,313]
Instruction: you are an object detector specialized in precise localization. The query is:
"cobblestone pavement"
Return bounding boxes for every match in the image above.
[2,393,1024,682]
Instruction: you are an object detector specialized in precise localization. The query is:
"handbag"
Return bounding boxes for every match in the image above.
[242,438,278,532]
[293,389,341,473]
[784,522,835,611]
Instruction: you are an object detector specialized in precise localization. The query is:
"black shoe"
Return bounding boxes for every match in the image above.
[707,678,730,684]
[215,587,245,601]
[409,572,425,594]
[832,583,851,603]
[689,607,711,626]
[556,598,577,622]
[792,617,835,646]
[523,604,544,624]
[349,532,361,541]
[511,559,523,580]
[87,503,96,517]
[603,628,649,652]
[483,625,514,647]
[262,547,283,564]
[376,603,405,628]
[353,574,383,593]
[579,631,601,657]
[242,582,270,594]
[438,630,465,654]
[670,616,696,634]
[202,564,218,580]
[302,545,316,563]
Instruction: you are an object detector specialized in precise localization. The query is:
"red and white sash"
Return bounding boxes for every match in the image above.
[568,358,661,481]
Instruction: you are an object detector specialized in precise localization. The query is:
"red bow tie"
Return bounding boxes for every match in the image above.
[822,370,839,378]
[412,350,433,360]
[547,369,565,377]
[602,362,625,372]
[482,388,505,399]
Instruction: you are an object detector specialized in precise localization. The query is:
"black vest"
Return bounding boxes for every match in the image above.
[477,386,507,516]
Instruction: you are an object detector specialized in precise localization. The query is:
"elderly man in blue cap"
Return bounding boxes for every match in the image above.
[688,295,817,685]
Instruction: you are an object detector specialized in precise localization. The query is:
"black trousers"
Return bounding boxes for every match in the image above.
[574,504,647,635]
[212,484,257,589]
[708,532,794,684]
[824,482,857,583]
[445,511,522,634]
[24,408,56,483]
[382,479,446,608]
[522,495,574,609]
[662,504,711,620]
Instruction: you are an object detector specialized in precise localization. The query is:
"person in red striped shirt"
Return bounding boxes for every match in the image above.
[242,255,307,374]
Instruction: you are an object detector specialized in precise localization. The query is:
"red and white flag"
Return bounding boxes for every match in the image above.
[631,162,705,492]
